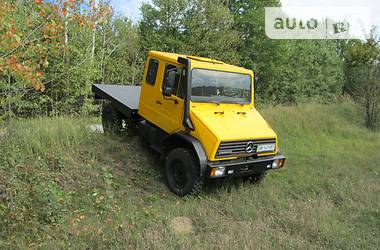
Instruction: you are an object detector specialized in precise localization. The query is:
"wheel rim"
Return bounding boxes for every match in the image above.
[170,159,188,189]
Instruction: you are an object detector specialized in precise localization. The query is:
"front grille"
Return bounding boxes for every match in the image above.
[216,139,276,158]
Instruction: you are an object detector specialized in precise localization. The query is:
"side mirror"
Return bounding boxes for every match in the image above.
[163,70,176,96]
[163,86,173,96]
[254,75,259,83]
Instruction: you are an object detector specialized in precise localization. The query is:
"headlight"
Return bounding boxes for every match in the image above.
[256,143,276,153]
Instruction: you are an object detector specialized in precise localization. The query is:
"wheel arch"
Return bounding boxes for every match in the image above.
[163,132,208,178]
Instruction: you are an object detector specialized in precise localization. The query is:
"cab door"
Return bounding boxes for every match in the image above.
[155,62,185,133]
[138,58,185,133]
[138,56,163,125]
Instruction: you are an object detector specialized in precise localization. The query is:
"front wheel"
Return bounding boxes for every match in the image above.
[164,148,204,196]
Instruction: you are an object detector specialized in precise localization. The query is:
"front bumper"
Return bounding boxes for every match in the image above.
[207,154,286,178]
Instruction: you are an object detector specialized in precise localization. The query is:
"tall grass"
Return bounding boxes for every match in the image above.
[5,117,90,158]
[0,102,379,249]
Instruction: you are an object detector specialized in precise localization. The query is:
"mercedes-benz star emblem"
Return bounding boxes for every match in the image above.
[246,142,255,153]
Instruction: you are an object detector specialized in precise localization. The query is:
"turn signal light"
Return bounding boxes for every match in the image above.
[278,159,285,168]
[210,167,226,177]
[272,159,285,169]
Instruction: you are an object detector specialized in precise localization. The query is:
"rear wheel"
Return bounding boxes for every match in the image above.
[102,102,123,135]
[165,148,204,196]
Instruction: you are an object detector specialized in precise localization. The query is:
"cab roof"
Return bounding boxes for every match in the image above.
[148,51,253,75]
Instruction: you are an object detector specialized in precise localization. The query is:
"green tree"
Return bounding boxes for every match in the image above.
[98,16,142,85]
[139,0,241,64]
[344,30,380,129]
[139,0,188,53]
[228,0,286,103]
[278,40,344,104]
[0,0,140,117]
[229,0,344,104]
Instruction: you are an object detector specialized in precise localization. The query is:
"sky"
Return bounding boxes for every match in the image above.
[111,0,148,21]
[111,0,380,29]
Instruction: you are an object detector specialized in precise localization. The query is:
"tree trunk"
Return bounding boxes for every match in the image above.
[64,20,68,45]
[100,25,106,83]
[131,53,138,86]
[91,1,98,60]
[92,24,96,59]
[8,72,11,119]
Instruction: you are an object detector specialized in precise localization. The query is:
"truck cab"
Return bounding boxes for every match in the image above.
[93,51,286,196]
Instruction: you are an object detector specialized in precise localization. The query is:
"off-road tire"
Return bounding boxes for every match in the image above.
[164,148,204,196]
[102,102,123,135]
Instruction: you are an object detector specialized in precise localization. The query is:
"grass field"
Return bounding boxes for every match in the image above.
[0,102,379,249]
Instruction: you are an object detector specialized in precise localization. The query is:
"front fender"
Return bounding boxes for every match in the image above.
[163,132,208,178]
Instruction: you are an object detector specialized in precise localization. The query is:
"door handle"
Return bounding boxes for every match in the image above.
[156,100,162,105]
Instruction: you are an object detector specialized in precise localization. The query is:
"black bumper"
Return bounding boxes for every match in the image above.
[207,154,286,178]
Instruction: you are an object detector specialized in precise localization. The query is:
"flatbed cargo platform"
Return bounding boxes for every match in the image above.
[92,84,141,116]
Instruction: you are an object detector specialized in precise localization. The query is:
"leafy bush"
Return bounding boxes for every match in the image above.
[344,31,380,130]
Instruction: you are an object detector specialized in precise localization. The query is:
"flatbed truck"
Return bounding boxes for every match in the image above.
[92,51,286,196]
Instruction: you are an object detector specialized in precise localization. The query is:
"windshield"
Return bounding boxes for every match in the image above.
[191,69,252,104]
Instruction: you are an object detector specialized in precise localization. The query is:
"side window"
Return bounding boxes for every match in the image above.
[146,59,159,85]
[163,64,183,99]
[176,68,186,99]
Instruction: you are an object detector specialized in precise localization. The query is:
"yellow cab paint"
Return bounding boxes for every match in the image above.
[138,51,279,162]
[138,52,185,133]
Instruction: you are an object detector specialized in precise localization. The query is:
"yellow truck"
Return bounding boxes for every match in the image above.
[92,51,286,196]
